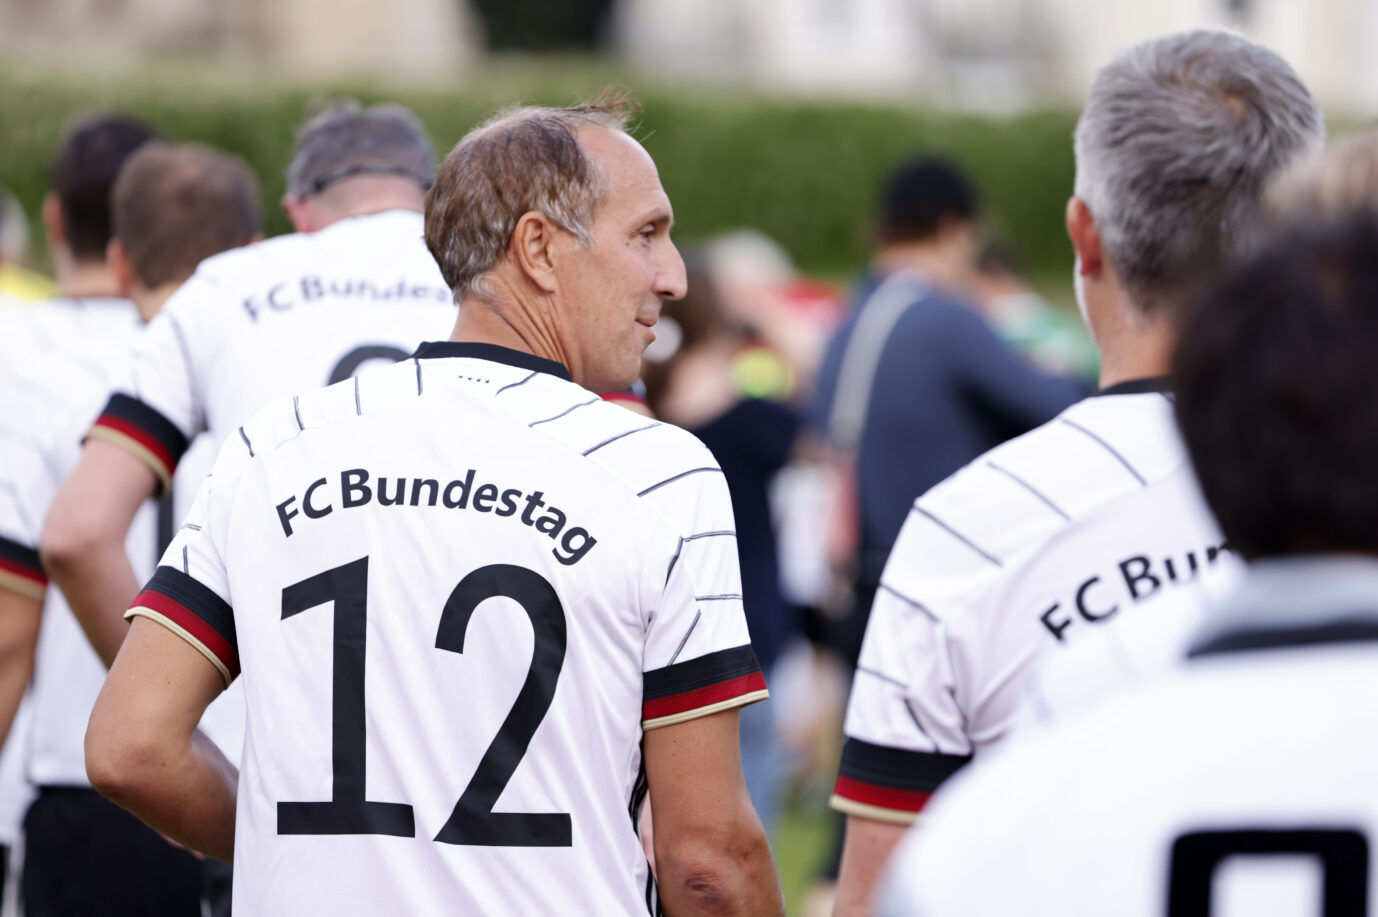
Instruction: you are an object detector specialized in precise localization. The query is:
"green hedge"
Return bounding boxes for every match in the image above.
[0,63,1079,283]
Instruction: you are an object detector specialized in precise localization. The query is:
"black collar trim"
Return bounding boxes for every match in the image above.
[1097,376,1172,397]
[411,342,571,381]
[1188,618,1378,660]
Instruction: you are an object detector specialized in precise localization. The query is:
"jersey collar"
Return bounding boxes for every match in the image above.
[1096,376,1171,397]
[1189,555,1378,659]
[411,341,572,382]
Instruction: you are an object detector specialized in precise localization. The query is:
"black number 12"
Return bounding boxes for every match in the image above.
[277,557,571,847]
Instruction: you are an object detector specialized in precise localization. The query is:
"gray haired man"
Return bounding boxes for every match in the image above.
[830,30,1323,915]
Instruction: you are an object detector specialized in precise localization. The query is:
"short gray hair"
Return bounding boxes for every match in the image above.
[1074,30,1324,314]
[424,89,637,302]
[285,101,436,199]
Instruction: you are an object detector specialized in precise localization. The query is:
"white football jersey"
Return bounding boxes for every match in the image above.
[127,344,768,916]
[833,382,1239,823]
[86,209,454,492]
[879,557,1378,917]
[0,308,228,785]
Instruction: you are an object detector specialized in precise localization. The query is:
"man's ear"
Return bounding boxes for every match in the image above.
[1066,196,1103,277]
[281,195,314,234]
[512,210,559,295]
[106,238,136,297]
[42,193,65,249]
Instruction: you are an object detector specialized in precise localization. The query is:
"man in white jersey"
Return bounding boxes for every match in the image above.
[0,140,260,914]
[829,31,1326,913]
[86,93,785,916]
[879,207,1378,917]
[41,101,454,672]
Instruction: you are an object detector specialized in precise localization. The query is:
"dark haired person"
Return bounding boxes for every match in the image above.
[879,208,1378,917]
[831,31,1324,914]
[86,95,783,916]
[42,102,454,672]
[0,141,258,916]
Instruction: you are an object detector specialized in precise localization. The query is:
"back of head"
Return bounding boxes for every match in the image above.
[1074,30,1323,316]
[285,101,436,206]
[425,88,637,302]
[113,142,262,289]
[876,156,979,247]
[1175,211,1378,560]
[1267,127,1378,223]
[52,114,161,262]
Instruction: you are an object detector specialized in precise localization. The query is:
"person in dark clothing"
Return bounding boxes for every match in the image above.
[811,156,1087,663]
[806,157,1086,900]
[643,256,802,834]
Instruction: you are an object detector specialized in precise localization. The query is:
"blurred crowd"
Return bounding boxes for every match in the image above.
[2,23,1377,917]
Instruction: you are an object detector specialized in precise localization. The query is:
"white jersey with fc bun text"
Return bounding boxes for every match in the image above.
[127,343,768,916]
[0,303,221,786]
[832,380,1240,823]
[86,209,454,492]
[878,557,1378,917]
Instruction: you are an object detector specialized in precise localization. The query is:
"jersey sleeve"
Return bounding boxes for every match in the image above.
[87,285,206,491]
[0,400,53,600]
[124,431,246,687]
[831,578,973,824]
[640,463,768,730]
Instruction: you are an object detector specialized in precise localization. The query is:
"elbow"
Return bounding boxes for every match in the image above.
[85,713,157,808]
[39,510,106,585]
[657,821,776,914]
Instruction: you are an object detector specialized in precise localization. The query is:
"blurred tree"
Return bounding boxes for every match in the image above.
[470,0,614,50]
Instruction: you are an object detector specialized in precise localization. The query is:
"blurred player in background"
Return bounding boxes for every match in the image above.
[881,208,1378,917]
[86,92,783,916]
[1023,126,1378,730]
[0,188,55,304]
[830,30,1324,914]
[41,101,454,672]
[1,140,259,915]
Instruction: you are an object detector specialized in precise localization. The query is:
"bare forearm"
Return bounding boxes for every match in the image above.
[833,816,909,917]
[47,542,140,668]
[0,592,40,745]
[93,728,237,861]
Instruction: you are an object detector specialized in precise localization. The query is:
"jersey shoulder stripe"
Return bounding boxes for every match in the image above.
[830,737,971,824]
[885,394,1189,609]
[0,534,46,599]
[126,565,239,685]
[88,393,191,492]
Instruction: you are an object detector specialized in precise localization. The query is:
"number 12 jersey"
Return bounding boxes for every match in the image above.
[127,343,767,916]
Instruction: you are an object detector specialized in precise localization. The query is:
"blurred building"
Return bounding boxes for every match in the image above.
[0,0,479,76]
[613,0,1378,113]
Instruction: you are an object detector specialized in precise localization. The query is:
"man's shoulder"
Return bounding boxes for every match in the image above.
[884,393,1190,608]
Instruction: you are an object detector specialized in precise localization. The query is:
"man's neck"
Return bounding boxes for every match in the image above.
[872,243,959,294]
[56,260,121,300]
[130,281,183,323]
[450,285,568,374]
[1094,300,1177,390]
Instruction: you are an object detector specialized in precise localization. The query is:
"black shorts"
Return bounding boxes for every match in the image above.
[21,786,203,917]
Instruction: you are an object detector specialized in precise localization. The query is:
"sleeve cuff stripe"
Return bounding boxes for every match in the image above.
[832,775,932,816]
[645,644,762,699]
[828,792,922,825]
[99,394,188,463]
[642,687,769,730]
[838,738,972,789]
[0,567,46,599]
[642,670,767,721]
[85,427,174,494]
[0,538,46,587]
[90,415,177,475]
[129,589,239,679]
[126,608,234,687]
